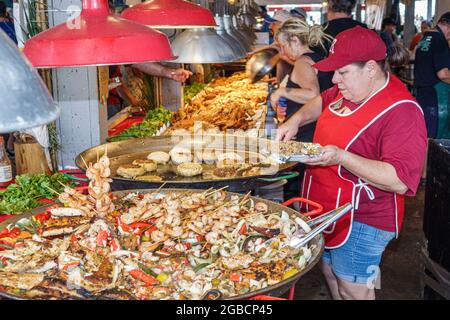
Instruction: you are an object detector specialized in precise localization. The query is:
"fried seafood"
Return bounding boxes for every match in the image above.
[168,72,267,134]
[132,159,157,172]
[147,151,170,165]
[169,147,192,165]
[117,164,146,179]
[176,163,203,177]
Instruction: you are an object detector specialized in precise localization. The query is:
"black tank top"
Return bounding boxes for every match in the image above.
[285,52,333,142]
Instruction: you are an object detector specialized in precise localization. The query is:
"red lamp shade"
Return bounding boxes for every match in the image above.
[23,0,175,68]
[121,0,216,29]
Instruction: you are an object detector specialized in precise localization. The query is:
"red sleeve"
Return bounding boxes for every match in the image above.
[320,85,340,110]
[378,103,428,196]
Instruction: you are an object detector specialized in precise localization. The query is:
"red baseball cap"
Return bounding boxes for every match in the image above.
[314,26,387,72]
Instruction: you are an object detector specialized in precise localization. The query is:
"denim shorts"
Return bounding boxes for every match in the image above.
[322,221,396,284]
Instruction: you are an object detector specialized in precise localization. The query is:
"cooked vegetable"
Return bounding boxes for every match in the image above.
[0,173,71,215]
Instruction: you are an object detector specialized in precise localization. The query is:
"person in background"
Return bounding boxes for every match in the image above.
[410,20,432,51]
[270,18,333,201]
[414,12,450,139]
[259,6,276,33]
[270,18,333,141]
[277,26,427,300]
[107,64,192,118]
[0,0,16,44]
[320,0,367,56]
[380,17,398,58]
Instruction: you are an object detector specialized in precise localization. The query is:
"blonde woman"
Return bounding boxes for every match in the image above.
[270,18,333,142]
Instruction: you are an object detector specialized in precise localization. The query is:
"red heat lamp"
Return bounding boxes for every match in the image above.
[23,0,175,68]
[121,0,216,29]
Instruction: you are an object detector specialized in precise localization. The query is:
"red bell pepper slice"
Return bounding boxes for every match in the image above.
[239,224,247,235]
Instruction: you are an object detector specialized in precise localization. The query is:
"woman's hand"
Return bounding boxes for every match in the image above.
[270,88,284,109]
[302,145,346,167]
[276,116,300,141]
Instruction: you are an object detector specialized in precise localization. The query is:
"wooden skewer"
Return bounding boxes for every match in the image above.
[201,187,214,196]
[80,155,89,169]
[205,185,228,197]
[238,191,252,205]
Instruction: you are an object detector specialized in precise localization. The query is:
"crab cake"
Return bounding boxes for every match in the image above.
[176,163,203,177]
[117,164,145,178]
[195,149,220,165]
[216,152,244,168]
[135,175,163,182]
[147,151,170,165]
[169,147,192,165]
[132,159,157,172]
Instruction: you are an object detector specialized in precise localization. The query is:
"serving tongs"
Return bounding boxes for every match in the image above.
[289,203,353,249]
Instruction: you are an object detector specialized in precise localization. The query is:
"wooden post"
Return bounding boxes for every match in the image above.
[404,0,416,48]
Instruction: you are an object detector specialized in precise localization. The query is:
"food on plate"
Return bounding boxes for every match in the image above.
[117,164,146,179]
[176,162,203,177]
[169,147,192,165]
[132,159,157,172]
[147,151,170,164]
[0,150,316,300]
[279,141,322,157]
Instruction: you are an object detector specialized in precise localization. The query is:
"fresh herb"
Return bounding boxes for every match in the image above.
[137,262,158,278]
[193,263,210,273]
[0,173,70,215]
[108,107,172,142]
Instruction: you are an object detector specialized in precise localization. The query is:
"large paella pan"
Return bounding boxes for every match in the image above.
[0,151,323,300]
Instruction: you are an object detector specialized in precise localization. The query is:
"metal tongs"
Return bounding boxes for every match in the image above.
[289,203,353,249]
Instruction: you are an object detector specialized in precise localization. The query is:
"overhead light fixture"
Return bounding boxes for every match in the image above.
[224,14,252,52]
[23,0,175,68]
[121,0,216,29]
[215,15,247,58]
[0,30,59,133]
[170,28,242,63]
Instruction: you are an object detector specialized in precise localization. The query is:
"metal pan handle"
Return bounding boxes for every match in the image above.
[258,171,299,182]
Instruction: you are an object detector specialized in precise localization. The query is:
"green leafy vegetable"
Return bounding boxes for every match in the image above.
[184,83,206,102]
[0,173,70,215]
[108,107,173,142]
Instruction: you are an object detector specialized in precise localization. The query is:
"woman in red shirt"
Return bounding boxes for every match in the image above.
[277,27,427,300]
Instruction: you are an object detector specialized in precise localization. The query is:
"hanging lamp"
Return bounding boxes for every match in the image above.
[23,0,175,68]
[0,30,59,133]
[121,0,216,29]
[170,28,242,63]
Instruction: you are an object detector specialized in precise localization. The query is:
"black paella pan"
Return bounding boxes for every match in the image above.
[0,188,324,300]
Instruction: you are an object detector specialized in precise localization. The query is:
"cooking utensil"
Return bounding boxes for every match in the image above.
[246,48,280,83]
[289,203,353,249]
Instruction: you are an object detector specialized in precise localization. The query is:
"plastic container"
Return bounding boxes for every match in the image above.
[423,139,450,272]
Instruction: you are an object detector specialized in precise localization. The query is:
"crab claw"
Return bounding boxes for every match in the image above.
[249,226,280,237]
